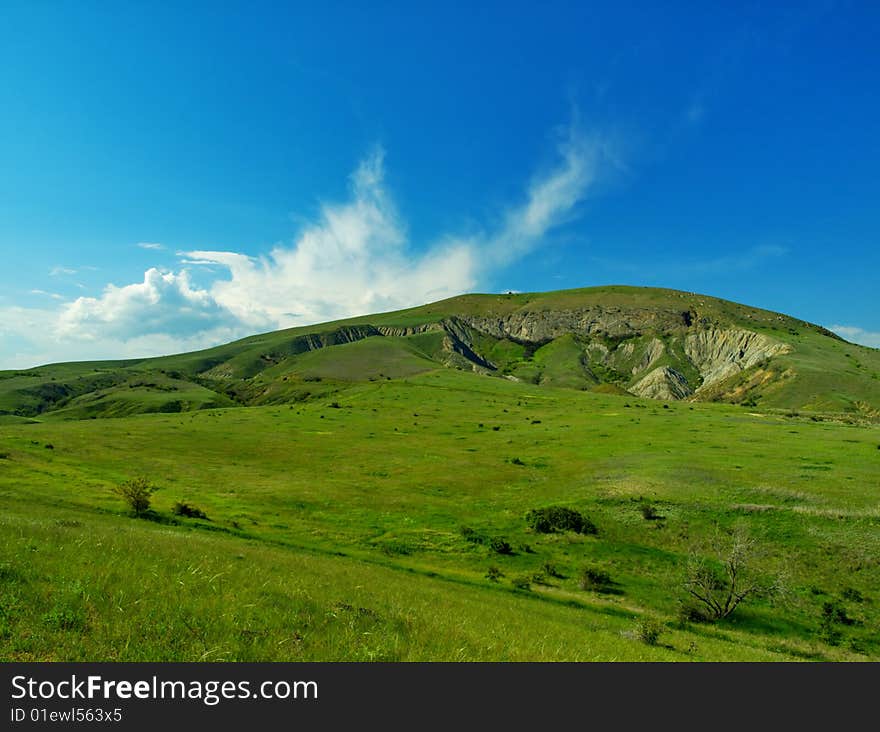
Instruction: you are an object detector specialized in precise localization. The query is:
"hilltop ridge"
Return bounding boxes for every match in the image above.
[1,285,877,420]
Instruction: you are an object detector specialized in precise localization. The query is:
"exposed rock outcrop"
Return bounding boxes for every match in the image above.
[375,323,443,338]
[459,307,693,342]
[630,366,693,400]
[684,329,790,389]
[202,307,793,403]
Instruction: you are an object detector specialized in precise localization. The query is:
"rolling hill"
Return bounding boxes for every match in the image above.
[2,285,879,661]
[2,285,878,421]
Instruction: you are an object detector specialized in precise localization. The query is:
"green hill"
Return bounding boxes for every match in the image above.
[2,285,877,421]
[1,286,879,661]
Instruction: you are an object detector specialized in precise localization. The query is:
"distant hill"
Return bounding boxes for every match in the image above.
[2,285,878,420]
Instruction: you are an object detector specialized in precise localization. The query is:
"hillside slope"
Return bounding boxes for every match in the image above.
[1,285,878,419]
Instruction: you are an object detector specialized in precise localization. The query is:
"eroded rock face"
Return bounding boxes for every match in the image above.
[629,338,665,375]
[459,308,693,342]
[208,307,792,403]
[684,329,790,389]
[630,366,693,400]
[375,324,442,338]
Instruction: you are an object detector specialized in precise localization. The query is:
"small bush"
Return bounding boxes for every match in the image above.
[489,537,513,555]
[509,457,525,466]
[172,502,209,520]
[525,506,597,535]
[640,502,662,521]
[112,477,158,517]
[635,617,663,646]
[510,575,532,591]
[818,600,859,646]
[579,566,613,592]
[841,587,864,603]
[676,600,710,625]
[486,566,504,582]
[460,526,486,545]
[822,601,855,627]
[542,562,563,578]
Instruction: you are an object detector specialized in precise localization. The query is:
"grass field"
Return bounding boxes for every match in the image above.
[2,368,878,661]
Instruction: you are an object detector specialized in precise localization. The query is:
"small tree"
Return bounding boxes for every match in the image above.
[683,529,779,621]
[112,477,158,517]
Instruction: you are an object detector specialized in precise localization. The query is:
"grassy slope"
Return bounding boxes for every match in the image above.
[2,369,878,661]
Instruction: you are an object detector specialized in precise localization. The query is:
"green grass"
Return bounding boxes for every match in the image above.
[1,368,878,661]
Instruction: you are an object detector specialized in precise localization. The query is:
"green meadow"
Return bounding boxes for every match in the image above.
[1,369,878,661]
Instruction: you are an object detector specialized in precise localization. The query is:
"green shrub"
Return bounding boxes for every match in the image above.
[818,601,852,646]
[486,566,504,582]
[579,566,613,592]
[635,617,663,646]
[525,506,597,535]
[510,575,532,591]
[489,537,513,555]
[460,526,486,545]
[676,600,710,624]
[640,502,662,520]
[111,477,158,517]
[172,502,209,520]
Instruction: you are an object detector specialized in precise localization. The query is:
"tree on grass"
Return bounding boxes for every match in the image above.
[683,528,781,621]
[112,477,158,517]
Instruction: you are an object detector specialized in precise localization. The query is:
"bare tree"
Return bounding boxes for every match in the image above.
[683,529,779,620]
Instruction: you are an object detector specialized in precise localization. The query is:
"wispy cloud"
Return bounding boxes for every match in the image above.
[829,325,880,349]
[481,124,616,266]
[50,266,77,276]
[29,289,65,301]
[2,123,612,368]
[177,127,610,332]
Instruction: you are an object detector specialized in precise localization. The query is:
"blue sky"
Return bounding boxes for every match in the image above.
[1,1,878,368]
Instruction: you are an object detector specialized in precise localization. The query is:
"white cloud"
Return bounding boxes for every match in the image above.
[829,325,880,349]
[483,125,613,266]
[2,128,608,369]
[50,266,77,276]
[183,130,609,330]
[0,303,242,369]
[29,289,65,300]
[58,268,240,339]
[137,242,165,250]
[178,147,476,329]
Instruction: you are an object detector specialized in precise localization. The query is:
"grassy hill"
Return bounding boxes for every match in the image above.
[1,286,878,421]
[1,286,878,661]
